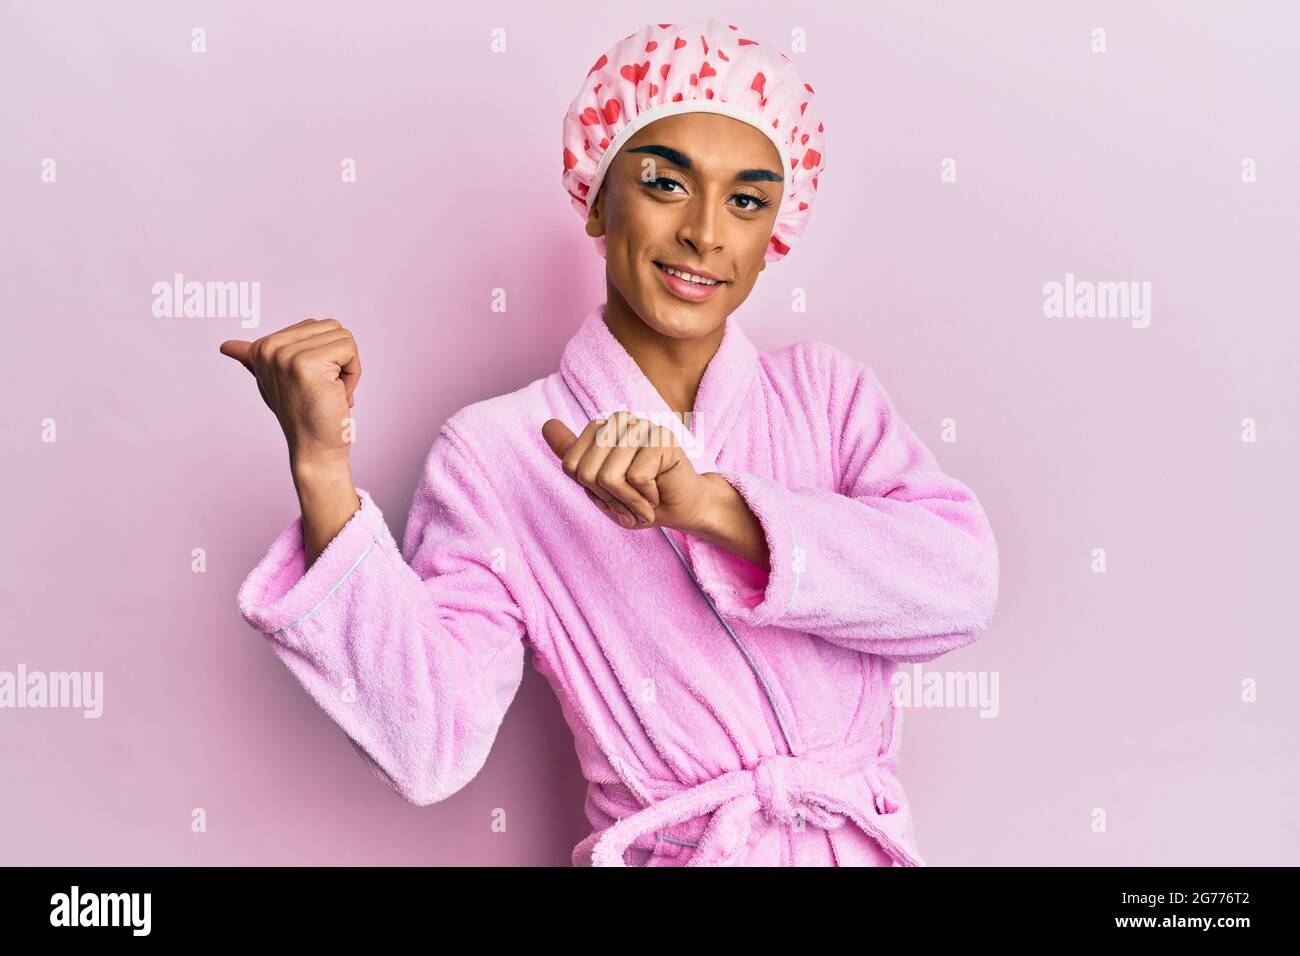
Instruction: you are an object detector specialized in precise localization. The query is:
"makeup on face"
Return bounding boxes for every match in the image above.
[652,260,727,302]
[622,136,782,307]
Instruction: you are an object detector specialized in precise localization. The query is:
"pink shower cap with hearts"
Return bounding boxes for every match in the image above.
[561,18,827,263]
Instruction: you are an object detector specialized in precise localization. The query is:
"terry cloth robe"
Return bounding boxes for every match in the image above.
[236,301,1000,867]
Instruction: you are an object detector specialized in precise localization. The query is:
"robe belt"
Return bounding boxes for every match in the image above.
[586,726,924,867]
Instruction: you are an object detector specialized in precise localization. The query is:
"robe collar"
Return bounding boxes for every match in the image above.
[558,300,759,474]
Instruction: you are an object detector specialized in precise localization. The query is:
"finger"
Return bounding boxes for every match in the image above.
[593,410,640,449]
[255,318,344,365]
[581,415,650,527]
[625,442,666,510]
[585,486,638,527]
[560,418,605,473]
[595,419,655,524]
[560,418,609,492]
[273,331,358,388]
[338,337,361,404]
[584,487,618,523]
[542,418,579,460]
[219,339,255,372]
[557,419,637,523]
[272,328,354,366]
[573,420,620,503]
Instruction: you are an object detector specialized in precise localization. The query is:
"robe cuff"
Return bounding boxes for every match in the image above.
[236,486,390,636]
[678,470,801,629]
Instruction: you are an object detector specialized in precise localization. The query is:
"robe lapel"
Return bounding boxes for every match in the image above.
[558,301,760,474]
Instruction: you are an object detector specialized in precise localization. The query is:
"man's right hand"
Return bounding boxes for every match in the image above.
[219,318,361,473]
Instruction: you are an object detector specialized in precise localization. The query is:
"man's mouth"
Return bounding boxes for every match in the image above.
[653,261,725,286]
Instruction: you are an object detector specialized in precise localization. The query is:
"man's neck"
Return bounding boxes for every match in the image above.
[602,286,724,417]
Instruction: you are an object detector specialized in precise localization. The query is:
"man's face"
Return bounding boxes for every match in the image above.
[586,112,786,340]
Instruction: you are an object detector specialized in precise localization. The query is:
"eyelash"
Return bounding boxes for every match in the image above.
[648,176,772,211]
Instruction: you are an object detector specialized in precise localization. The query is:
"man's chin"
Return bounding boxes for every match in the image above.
[638,297,723,340]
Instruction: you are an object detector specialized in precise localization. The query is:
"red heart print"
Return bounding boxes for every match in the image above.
[580,107,600,126]
[620,61,649,83]
[673,37,686,49]
[801,148,821,169]
[751,72,765,96]
[700,61,716,78]
[601,99,621,124]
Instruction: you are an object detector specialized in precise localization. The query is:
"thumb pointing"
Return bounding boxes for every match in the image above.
[542,418,578,460]
[219,339,254,373]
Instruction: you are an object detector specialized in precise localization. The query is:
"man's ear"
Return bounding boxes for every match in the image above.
[585,183,605,239]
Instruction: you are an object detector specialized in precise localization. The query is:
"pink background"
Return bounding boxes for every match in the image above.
[2,1,1296,865]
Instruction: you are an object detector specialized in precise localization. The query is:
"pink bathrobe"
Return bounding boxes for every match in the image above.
[236,301,1000,866]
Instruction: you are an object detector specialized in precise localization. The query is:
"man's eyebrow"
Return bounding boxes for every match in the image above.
[626,144,784,184]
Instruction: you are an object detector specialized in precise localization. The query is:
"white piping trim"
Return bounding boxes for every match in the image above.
[271,537,378,634]
[587,98,793,207]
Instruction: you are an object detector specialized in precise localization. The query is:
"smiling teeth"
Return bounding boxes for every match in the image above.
[660,265,719,285]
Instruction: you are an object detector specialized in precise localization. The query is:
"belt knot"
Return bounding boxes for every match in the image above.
[752,753,845,830]
[752,754,800,826]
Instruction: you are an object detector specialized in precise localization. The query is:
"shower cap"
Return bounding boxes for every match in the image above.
[561,18,827,263]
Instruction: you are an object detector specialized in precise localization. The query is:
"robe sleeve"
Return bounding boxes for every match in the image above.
[235,421,531,805]
[678,343,999,663]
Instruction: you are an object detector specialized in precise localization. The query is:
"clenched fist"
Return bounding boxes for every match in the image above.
[541,411,714,532]
[219,318,361,472]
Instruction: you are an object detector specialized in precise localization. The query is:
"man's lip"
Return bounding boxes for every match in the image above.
[654,261,727,283]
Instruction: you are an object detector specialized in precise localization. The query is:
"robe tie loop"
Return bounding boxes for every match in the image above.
[582,742,924,867]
